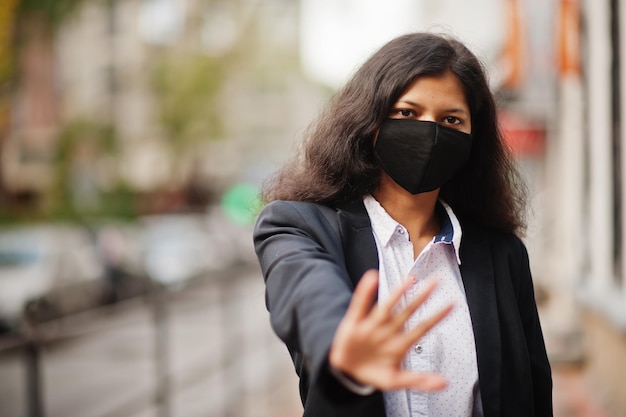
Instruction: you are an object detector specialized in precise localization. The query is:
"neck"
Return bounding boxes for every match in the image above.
[372,175,440,241]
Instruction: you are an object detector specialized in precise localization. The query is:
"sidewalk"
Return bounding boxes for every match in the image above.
[552,363,608,417]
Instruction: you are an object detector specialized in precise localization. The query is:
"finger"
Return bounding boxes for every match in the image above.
[383,372,448,392]
[389,279,438,329]
[374,274,417,321]
[402,304,454,347]
[344,269,379,321]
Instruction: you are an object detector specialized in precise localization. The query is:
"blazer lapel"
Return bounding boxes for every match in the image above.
[459,224,502,417]
[333,201,502,415]
[336,200,379,288]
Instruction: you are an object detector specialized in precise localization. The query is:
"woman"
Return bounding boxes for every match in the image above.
[253,32,552,417]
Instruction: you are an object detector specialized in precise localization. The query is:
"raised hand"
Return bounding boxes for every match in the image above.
[329,269,453,392]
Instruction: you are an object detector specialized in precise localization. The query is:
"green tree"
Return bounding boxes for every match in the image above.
[0,0,21,221]
[150,52,226,154]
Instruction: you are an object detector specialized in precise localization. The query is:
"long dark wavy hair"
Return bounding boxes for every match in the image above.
[262,32,527,236]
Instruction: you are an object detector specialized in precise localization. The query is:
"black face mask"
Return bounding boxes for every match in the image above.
[373,119,472,194]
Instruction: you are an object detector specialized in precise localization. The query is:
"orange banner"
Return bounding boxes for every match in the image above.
[500,0,525,90]
[556,0,581,77]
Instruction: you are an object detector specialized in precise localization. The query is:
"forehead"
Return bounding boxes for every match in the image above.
[396,71,469,109]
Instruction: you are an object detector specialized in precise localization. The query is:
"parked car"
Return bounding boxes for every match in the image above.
[0,225,108,332]
[92,222,151,302]
[139,213,236,288]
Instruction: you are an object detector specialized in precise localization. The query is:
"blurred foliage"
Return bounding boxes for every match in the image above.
[0,0,19,147]
[0,0,19,86]
[17,0,87,30]
[150,52,225,152]
[49,120,136,221]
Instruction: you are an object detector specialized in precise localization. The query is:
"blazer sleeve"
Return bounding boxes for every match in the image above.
[513,238,553,417]
[253,200,355,389]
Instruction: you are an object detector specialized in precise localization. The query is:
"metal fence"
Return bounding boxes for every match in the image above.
[0,263,300,417]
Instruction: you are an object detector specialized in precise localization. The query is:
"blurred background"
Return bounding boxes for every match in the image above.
[0,0,624,416]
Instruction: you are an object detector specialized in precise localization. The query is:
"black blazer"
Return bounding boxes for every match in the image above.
[253,199,553,417]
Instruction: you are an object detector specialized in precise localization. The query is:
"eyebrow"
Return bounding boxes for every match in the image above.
[396,100,469,114]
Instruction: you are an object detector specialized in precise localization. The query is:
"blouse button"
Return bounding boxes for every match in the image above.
[414,344,423,354]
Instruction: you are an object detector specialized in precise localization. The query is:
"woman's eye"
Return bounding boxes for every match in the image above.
[443,116,461,125]
[398,109,413,117]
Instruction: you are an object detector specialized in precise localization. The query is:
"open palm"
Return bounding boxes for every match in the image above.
[329,269,453,392]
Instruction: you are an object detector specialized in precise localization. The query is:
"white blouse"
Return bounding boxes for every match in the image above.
[363,195,483,417]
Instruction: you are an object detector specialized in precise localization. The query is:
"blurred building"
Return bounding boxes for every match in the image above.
[539,0,626,414]
[3,0,325,213]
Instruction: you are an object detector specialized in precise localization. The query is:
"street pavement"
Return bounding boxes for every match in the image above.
[552,364,608,417]
[0,263,302,417]
[0,262,612,417]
